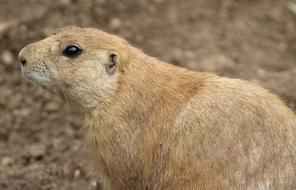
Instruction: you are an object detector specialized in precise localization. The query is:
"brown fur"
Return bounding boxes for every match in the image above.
[19,26,296,190]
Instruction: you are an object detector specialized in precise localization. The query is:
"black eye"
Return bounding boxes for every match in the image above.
[63,45,82,58]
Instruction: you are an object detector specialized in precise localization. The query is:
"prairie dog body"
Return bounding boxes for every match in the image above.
[19,26,296,190]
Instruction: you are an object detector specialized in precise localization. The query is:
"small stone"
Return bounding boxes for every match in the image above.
[90,181,97,188]
[60,0,71,5]
[1,157,13,166]
[0,20,19,35]
[13,108,31,117]
[1,50,14,65]
[74,169,81,178]
[45,102,60,112]
[109,18,122,31]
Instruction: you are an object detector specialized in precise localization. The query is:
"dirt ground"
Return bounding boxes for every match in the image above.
[0,0,296,189]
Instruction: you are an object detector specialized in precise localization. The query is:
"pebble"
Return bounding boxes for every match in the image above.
[109,18,122,31]
[60,0,71,5]
[74,169,81,178]
[90,181,97,188]
[0,20,19,35]
[13,108,31,117]
[1,156,13,166]
[1,50,14,65]
[45,101,60,112]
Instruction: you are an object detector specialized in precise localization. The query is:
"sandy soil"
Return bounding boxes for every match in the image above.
[0,0,296,189]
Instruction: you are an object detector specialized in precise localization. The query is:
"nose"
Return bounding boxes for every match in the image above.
[19,57,27,66]
[18,45,30,66]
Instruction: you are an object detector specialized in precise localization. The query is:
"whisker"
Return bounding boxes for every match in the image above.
[42,60,54,78]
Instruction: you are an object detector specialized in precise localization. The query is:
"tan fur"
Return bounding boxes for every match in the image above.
[19,26,296,190]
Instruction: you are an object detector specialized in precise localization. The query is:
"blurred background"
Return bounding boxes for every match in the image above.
[0,0,296,189]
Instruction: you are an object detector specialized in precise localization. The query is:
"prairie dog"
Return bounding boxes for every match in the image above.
[19,26,296,190]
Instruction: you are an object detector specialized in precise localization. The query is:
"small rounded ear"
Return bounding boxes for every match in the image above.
[105,53,118,75]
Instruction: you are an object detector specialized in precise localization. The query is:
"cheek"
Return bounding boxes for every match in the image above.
[57,64,103,86]
[80,65,104,80]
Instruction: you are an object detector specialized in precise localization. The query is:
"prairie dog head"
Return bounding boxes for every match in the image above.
[18,26,129,110]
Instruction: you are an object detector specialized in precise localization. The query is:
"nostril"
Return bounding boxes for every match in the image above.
[20,58,27,66]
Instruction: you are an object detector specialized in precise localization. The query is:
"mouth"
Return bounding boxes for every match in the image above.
[21,60,51,80]
[21,65,50,86]
[21,66,35,81]
[21,67,62,96]
[21,65,39,81]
